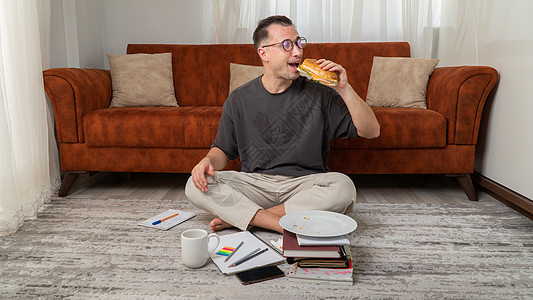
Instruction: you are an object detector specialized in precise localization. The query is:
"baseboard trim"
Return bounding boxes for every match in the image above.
[472,172,533,221]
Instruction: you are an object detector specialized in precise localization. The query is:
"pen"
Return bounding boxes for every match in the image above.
[152,213,179,225]
[228,247,269,268]
[224,241,244,262]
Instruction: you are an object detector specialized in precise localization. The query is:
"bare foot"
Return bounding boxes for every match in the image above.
[249,209,283,233]
[210,218,234,232]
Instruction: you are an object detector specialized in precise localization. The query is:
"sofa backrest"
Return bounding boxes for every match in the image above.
[127,42,411,106]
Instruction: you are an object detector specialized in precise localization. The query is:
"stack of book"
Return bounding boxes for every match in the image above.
[282,230,353,285]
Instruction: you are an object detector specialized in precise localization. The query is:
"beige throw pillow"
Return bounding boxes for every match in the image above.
[108,53,178,107]
[366,57,439,109]
[229,63,264,93]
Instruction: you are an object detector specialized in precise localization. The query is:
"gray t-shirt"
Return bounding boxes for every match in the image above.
[213,76,358,177]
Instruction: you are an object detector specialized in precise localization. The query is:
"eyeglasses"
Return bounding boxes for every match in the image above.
[262,37,307,52]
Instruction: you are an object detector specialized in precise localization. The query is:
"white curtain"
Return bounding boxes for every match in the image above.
[0,0,60,235]
[203,0,441,58]
[436,0,533,66]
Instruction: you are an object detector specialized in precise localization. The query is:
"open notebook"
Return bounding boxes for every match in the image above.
[209,231,284,275]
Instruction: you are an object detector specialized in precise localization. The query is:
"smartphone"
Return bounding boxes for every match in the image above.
[235,265,285,285]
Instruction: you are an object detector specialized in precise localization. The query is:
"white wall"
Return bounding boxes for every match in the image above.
[469,3,533,200]
[50,0,206,69]
[101,0,206,65]
[75,1,105,68]
[50,0,105,68]
[49,1,533,200]
[50,0,68,67]
[475,41,533,198]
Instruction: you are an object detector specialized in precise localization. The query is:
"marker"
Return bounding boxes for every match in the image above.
[224,241,244,262]
[152,213,179,225]
[228,248,269,268]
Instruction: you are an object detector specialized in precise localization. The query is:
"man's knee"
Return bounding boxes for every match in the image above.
[323,173,356,211]
[334,173,356,198]
[185,176,203,206]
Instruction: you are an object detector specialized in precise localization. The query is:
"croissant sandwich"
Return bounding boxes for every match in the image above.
[298,58,338,87]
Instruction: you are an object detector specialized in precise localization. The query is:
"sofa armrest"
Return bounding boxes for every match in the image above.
[427,66,498,145]
[43,68,112,143]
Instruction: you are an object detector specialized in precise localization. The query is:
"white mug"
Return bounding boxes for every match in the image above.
[181,229,220,268]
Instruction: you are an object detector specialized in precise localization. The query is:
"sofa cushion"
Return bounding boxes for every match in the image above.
[333,107,447,149]
[366,57,439,109]
[229,63,264,93]
[107,53,178,107]
[83,107,222,148]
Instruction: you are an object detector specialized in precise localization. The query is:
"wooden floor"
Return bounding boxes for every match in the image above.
[67,172,479,205]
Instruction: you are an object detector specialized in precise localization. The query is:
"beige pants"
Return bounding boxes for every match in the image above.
[185,171,356,230]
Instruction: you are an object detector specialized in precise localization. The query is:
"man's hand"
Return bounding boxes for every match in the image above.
[316,59,348,90]
[191,157,215,192]
[316,59,380,139]
[190,147,230,192]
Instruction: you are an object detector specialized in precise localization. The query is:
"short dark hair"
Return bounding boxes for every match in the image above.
[253,15,294,51]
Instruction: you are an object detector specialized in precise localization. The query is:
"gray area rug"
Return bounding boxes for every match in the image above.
[1,195,532,299]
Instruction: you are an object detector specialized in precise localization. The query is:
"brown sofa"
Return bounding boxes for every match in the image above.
[43,42,497,200]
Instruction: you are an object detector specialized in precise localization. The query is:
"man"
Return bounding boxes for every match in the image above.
[185,15,379,233]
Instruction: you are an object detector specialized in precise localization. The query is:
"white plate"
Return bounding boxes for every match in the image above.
[279,210,357,237]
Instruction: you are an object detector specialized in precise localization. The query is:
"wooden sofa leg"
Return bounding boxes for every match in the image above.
[58,171,85,197]
[447,174,478,201]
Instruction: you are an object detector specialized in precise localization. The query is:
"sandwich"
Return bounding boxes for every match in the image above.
[298,58,338,87]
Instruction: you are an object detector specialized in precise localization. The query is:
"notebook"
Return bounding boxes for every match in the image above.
[209,231,284,275]
[288,259,354,285]
[138,209,196,230]
[286,245,351,268]
[283,230,341,258]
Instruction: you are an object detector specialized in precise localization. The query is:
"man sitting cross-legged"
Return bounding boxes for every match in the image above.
[185,15,380,233]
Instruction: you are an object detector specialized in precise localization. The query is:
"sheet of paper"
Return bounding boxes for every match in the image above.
[270,238,283,253]
[209,231,284,275]
[138,209,196,230]
[296,234,350,246]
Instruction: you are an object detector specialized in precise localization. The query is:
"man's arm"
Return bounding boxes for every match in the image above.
[190,146,230,192]
[317,59,380,139]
